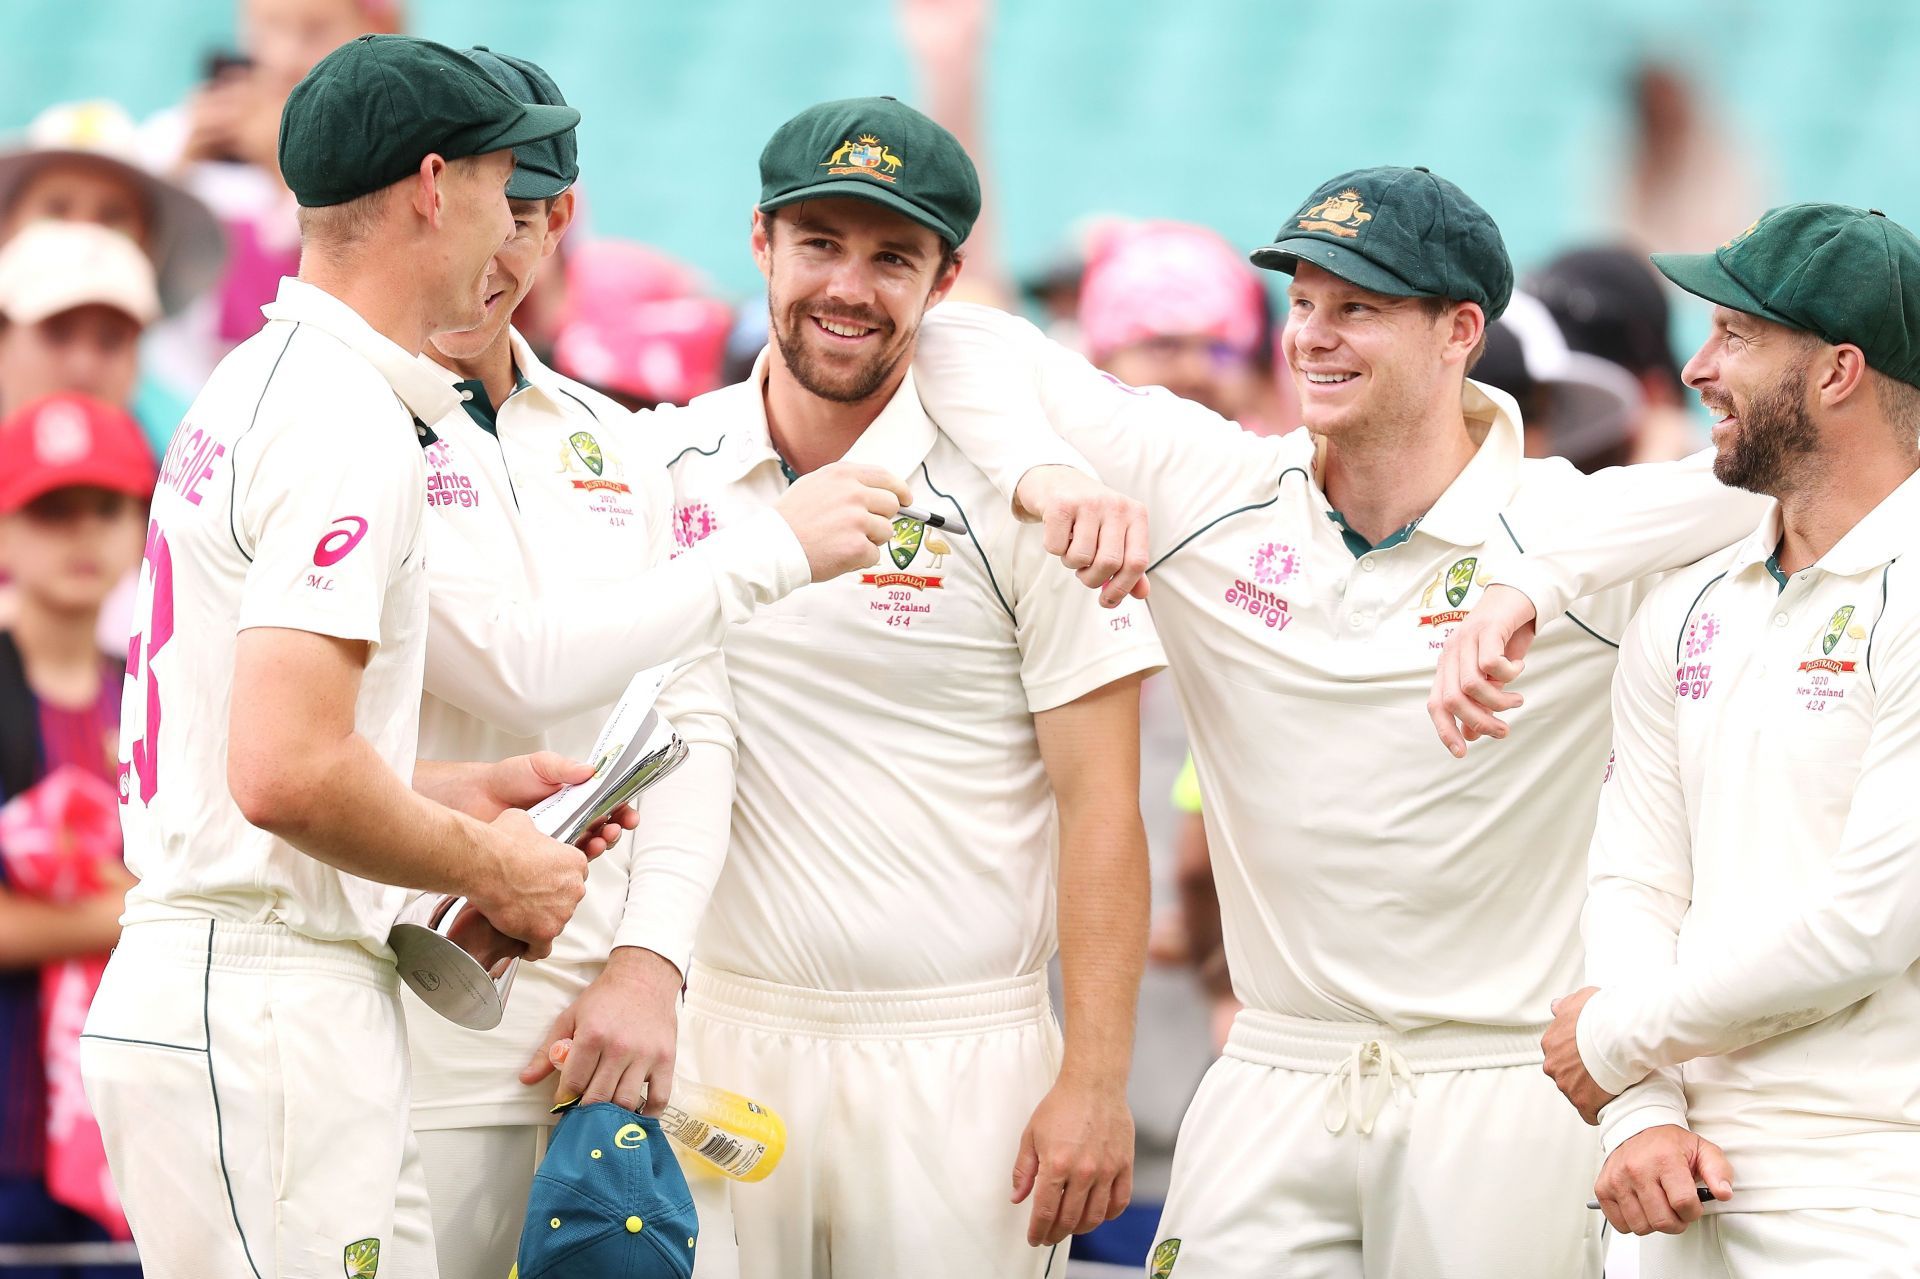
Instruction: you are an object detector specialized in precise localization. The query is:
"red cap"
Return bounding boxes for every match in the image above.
[0,393,156,514]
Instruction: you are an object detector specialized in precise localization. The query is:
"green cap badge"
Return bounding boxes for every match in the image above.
[463,47,578,201]
[279,35,581,208]
[758,96,980,248]
[1652,203,1920,391]
[1250,165,1514,321]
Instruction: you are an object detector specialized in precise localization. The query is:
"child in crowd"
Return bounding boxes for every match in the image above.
[0,392,153,1278]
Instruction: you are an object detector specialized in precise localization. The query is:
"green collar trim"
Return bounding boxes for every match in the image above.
[777,456,800,486]
[1325,508,1420,559]
[452,365,533,436]
[1764,552,1790,594]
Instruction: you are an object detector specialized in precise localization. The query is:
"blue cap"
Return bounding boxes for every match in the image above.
[462,46,578,201]
[515,1104,698,1279]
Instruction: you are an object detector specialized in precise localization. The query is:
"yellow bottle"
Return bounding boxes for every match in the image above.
[656,1079,786,1183]
[548,1039,786,1182]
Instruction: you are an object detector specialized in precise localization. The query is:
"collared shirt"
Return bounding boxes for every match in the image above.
[405,331,768,1130]
[119,277,459,955]
[414,332,810,744]
[1581,470,1920,1215]
[913,302,1757,1031]
[663,351,1164,991]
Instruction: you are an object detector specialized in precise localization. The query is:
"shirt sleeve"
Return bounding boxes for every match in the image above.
[607,647,737,975]
[1008,521,1165,713]
[1582,587,1695,1153]
[235,405,420,643]
[422,460,809,739]
[1579,591,1920,1093]
[916,302,1281,563]
[601,463,741,973]
[1481,450,1770,627]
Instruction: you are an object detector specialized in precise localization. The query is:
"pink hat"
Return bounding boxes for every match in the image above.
[552,241,731,406]
[1078,221,1266,363]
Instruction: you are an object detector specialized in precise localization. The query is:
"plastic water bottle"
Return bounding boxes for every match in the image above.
[548,1039,787,1182]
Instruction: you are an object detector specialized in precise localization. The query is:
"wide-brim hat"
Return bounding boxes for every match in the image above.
[0,101,226,317]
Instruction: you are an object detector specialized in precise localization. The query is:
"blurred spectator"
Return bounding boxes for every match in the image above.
[0,222,161,650]
[1528,245,1699,463]
[0,101,226,453]
[1476,291,1642,472]
[1078,220,1297,432]
[0,393,154,1277]
[140,0,405,389]
[552,240,732,410]
[897,0,1011,308]
[1620,62,1765,255]
[0,101,224,319]
[0,223,160,421]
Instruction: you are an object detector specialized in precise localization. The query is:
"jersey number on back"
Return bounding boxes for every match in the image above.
[123,519,175,805]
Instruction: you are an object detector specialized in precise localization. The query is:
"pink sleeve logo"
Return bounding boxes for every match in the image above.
[314,516,370,567]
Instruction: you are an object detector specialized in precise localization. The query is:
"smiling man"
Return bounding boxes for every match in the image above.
[907,166,1759,1276]
[660,96,1164,1277]
[75,36,594,1278]
[400,54,914,1279]
[1527,204,1920,1277]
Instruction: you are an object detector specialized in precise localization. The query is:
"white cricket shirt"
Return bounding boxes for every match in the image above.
[664,351,1165,992]
[1582,473,1920,1216]
[912,303,1760,1030]
[119,277,460,956]
[406,332,774,1130]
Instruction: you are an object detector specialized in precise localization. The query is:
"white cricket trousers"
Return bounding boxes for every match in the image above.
[79,920,437,1279]
[1641,1208,1920,1278]
[679,964,1065,1279]
[415,1125,547,1279]
[1150,1009,1604,1279]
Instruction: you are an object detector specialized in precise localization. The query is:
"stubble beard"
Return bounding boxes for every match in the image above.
[770,296,916,405]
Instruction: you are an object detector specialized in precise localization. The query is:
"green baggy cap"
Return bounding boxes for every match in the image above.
[279,35,581,208]
[463,46,578,200]
[758,96,979,248]
[1250,165,1514,321]
[1652,203,1920,391]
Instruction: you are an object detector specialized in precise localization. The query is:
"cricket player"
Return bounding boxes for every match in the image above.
[909,167,1763,1276]
[1522,204,1920,1276]
[657,97,1165,1277]
[398,53,913,1279]
[77,37,592,1278]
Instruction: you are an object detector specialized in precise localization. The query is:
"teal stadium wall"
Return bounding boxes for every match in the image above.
[6,0,1918,298]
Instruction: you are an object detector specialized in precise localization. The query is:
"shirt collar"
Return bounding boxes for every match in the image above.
[1414,379,1525,547]
[1822,467,1920,574]
[1305,377,1524,550]
[506,328,568,401]
[1724,504,1786,580]
[261,278,461,425]
[711,347,939,484]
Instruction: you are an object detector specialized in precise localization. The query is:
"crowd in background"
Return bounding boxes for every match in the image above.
[0,0,1734,1273]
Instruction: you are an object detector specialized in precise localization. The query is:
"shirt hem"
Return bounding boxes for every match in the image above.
[1022,641,1167,713]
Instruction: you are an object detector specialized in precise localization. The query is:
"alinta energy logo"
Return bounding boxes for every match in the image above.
[1250,541,1300,588]
[1676,610,1719,702]
[423,440,480,510]
[673,501,717,553]
[1684,612,1720,659]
